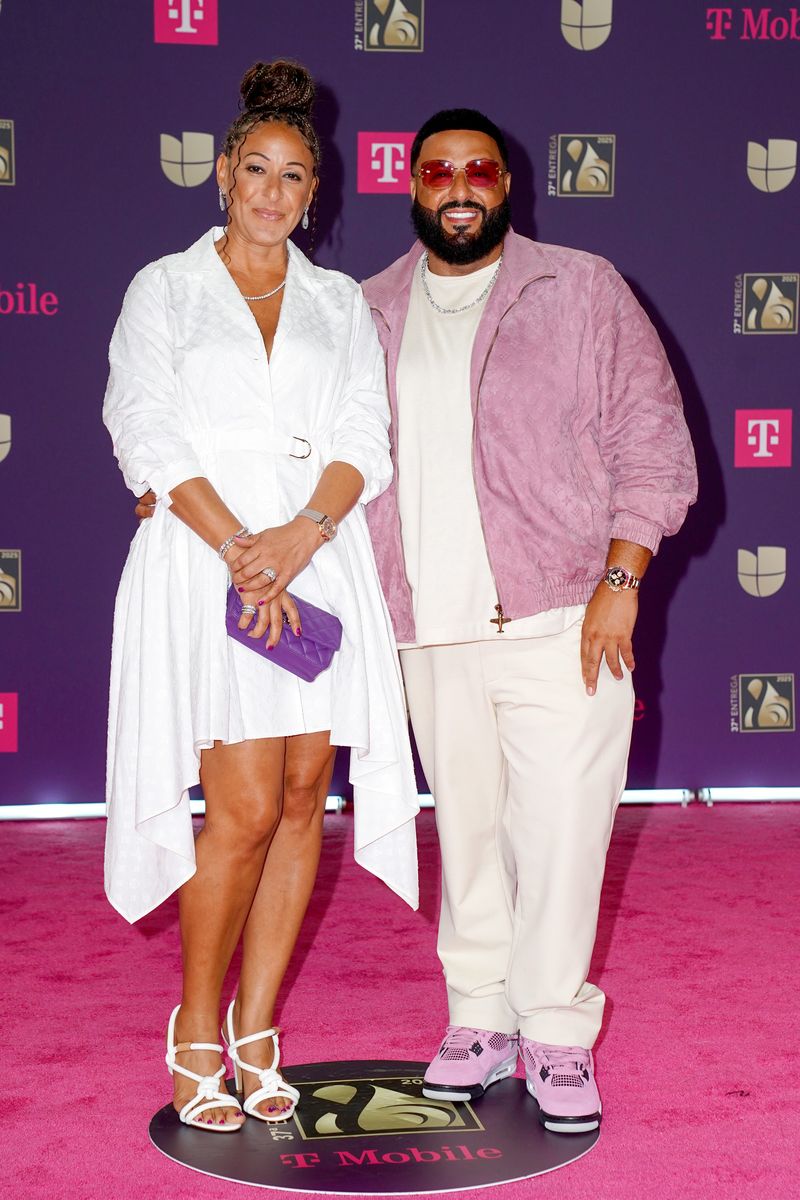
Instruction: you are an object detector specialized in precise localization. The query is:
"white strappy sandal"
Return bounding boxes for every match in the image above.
[224,999,300,1124]
[165,1006,243,1132]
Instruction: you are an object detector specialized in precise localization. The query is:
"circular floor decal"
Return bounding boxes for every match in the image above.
[150,1059,599,1193]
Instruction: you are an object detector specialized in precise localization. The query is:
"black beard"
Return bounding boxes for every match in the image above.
[411,196,511,265]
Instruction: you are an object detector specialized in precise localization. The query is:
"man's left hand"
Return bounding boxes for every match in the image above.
[581,585,637,696]
[135,489,157,519]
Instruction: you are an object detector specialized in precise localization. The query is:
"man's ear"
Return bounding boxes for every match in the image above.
[504,170,512,198]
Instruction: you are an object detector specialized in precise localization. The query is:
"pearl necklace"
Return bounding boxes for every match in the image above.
[420,251,503,315]
[241,279,286,302]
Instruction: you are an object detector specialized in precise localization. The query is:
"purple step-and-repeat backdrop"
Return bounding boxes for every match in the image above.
[0,1,797,806]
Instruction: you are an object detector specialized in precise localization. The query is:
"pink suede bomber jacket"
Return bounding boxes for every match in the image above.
[362,230,698,645]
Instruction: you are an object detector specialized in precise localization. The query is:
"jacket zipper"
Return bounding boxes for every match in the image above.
[380,315,415,623]
[471,274,554,628]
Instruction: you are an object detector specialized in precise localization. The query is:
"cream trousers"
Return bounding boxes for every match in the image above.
[400,619,634,1047]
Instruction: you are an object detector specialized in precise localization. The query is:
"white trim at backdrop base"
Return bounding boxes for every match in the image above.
[698,787,800,804]
[1,789,799,820]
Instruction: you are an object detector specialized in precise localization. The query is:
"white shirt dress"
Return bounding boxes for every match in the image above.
[103,228,419,924]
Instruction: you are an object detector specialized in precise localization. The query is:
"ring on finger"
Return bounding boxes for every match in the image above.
[240,604,257,615]
[261,567,277,583]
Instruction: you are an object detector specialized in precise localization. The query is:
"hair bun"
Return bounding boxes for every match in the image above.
[240,60,315,115]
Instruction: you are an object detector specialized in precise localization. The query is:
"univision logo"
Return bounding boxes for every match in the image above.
[561,0,612,50]
[160,132,215,187]
[746,139,797,193]
[0,414,10,464]
[737,546,786,597]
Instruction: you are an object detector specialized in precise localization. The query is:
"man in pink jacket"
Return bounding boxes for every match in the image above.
[362,108,697,1133]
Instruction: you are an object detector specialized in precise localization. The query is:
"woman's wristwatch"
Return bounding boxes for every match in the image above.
[603,565,641,592]
[297,508,338,541]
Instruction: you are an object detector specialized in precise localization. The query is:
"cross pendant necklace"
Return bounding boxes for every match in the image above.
[490,603,511,633]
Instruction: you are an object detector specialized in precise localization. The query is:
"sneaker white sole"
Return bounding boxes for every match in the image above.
[422,1054,518,1102]
[526,1079,601,1133]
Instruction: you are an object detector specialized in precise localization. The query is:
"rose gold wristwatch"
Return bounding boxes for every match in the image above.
[603,565,641,592]
[297,507,338,541]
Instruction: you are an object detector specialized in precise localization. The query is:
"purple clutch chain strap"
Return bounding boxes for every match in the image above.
[225,585,343,683]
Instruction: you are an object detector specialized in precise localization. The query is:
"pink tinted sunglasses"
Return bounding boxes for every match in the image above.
[415,158,506,189]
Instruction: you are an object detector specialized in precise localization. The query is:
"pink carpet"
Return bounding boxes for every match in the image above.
[6,804,799,1199]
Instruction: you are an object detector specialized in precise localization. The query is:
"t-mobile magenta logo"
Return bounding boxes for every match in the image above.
[0,693,18,753]
[357,133,415,193]
[154,0,218,44]
[734,409,792,467]
[707,6,800,40]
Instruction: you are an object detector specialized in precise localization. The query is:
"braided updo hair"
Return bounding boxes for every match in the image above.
[223,59,320,170]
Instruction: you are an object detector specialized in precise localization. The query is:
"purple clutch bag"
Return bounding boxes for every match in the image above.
[225,585,343,683]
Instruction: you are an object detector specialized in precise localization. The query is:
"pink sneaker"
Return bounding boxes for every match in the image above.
[422,1026,518,1101]
[520,1037,602,1133]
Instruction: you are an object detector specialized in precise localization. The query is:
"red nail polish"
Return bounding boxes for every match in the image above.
[258,600,266,606]
[267,645,274,652]
[295,627,302,637]
[237,587,244,594]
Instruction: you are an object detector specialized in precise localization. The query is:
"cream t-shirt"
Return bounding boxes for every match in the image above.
[395,256,585,649]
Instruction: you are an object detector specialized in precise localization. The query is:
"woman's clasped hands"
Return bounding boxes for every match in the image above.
[227,519,321,648]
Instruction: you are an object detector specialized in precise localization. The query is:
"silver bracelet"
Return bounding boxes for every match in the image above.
[218,527,251,560]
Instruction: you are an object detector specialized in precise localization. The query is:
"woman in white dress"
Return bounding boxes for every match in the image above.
[103,61,418,1132]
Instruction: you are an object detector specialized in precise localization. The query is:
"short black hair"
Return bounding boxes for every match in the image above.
[410,108,509,172]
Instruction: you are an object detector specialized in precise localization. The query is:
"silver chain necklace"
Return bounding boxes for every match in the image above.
[420,251,503,315]
[241,279,286,302]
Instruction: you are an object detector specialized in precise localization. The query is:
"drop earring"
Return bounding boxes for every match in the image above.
[219,188,227,212]
[301,206,309,231]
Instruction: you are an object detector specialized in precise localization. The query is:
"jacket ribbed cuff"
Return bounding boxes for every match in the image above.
[610,513,663,555]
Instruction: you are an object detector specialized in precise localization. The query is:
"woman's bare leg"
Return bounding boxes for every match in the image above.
[171,736,286,1125]
[233,731,337,1116]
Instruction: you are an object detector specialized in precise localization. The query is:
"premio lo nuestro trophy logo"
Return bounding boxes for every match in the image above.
[0,119,15,186]
[741,274,798,334]
[560,0,613,50]
[160,132,215,187]
[732,675,795,732]
[737,546,786,597]
[293,1074,481,1140]
[354,1,423,51]
[746,140,797,192]
[0,550,21,613]
[549,135,615,196]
